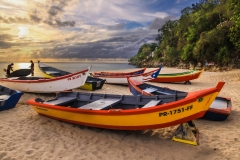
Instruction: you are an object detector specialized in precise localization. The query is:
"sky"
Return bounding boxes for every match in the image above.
[0,0,199,62]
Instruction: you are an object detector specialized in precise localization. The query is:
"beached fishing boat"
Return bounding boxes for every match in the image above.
[79,76,106,91]
[127,78,231,121]
[0,67,90,93]
[93,68,146,76]
[38,61,106,91]
[4,69,31,78]
[0,85,24,111]
[26,81,224,130]
[92,67,161,85]
[147,69,204,84]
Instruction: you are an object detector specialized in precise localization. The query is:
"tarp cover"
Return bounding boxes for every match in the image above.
[8,69,31,77]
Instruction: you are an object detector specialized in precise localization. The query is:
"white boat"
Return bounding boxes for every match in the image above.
[0,66,91,93]
[92,67,161,85]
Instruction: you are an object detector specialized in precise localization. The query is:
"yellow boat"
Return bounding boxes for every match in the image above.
[38,61,106,91]
[26,81,225,130]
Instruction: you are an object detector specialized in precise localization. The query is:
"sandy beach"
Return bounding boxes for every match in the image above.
[1,67,240,160]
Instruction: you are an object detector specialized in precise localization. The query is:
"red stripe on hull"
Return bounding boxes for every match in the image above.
[148,73,201,83]
[38,111,206,130]
[207,107,231,115]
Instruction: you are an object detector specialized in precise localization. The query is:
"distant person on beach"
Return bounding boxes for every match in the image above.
[29,60,34,76]
[6,63,14,77]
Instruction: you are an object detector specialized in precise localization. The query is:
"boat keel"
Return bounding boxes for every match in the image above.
[172,121,199,146]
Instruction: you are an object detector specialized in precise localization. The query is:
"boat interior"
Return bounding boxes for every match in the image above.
[137,83,188,100]
[86,76,106,82]
[41,66,70,76]
[0,86,19,103]
[0,85,18,96]
[136,83,230,110]
[36,91,188,110]
[16,77,49,80]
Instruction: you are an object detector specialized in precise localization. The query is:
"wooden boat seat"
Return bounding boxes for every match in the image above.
[78,98,121,110]
[46,71,60,74]
[44,97,77,105]
[142,87,158,93]
[142,100,162,108]
[155,91,173,95]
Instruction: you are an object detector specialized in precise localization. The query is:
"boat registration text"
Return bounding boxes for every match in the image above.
[159,105,193,117]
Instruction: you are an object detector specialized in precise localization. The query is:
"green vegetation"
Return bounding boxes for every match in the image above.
[129,0,240,69]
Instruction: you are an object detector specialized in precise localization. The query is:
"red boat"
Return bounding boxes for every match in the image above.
[147,69,204,84]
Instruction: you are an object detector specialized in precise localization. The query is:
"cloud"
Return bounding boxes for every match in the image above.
[107,23,126,30]
[149,16,173,30]
[29,14,42,23]
[0,15,31,24]
[0,0,197,61]
[0,0,77,27]
[0,41,13,49]
[0,34,14,41]
[28,29,157,59]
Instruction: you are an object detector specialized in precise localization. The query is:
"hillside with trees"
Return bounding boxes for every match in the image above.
[129,0,240,70]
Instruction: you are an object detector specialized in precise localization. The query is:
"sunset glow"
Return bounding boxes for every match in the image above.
[18,26,29,39]
[0,0,199,62]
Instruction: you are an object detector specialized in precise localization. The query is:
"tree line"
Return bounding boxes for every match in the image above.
[129,0,240,69]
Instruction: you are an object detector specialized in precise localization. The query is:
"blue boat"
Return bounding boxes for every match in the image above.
[0,85,24,111]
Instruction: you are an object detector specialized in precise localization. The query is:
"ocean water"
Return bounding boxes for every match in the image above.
[0,62,137,77]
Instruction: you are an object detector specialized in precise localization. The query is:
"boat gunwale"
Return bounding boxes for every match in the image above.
[156,70,203,78]
[148,69,204,82]
[93,68,146,76]
[27,83,222,116]
[0,69,89,83]
[92,68,159,78]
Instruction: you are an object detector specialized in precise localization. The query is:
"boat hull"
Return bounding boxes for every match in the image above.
[0,86,24,111]
[27,82,224,130]
[0,68,90,93]
[200,97,231,121]
[148,70,203,83]
[93,68,146,76]
[37,111,205,130]
[93,68,160,85]
[38,62,105,91]
[128,78,230,121]
[79,77,106,91]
